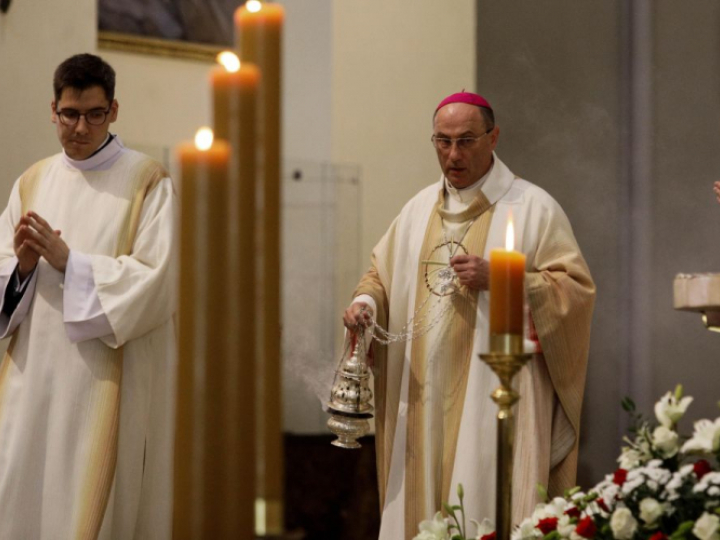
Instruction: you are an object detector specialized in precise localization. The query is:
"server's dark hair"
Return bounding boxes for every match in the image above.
[53,54,116,103]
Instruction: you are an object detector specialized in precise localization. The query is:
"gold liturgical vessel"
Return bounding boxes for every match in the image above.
[326,328,374,449]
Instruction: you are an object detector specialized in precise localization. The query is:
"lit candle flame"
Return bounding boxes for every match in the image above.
[216,51,240,73]
[505,214,515,251]
[246,0,262,13]
[194,127,214,151]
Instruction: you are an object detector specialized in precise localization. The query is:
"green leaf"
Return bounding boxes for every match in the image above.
[443,503,457,517]
[545,532,560,540]
[451,535,463,540]
[621,397,636,412]
[537,483,549,503]
[567,486,581,497]
[670,521,695,539]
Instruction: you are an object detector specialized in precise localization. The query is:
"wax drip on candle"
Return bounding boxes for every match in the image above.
[195,127,214,151]
[217,51,241,73]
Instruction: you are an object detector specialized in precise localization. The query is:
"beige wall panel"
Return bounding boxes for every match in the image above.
[0,0,97,199]
[100,52,211,159]
[332,0,477,263]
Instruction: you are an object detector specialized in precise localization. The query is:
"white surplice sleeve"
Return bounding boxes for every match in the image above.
[88,177,177,349]
[352,294,377,315]
[0,259,38,338]
[62,250,114,342]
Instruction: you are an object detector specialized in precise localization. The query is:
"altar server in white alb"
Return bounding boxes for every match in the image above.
[343,92,596,540]
[0,53,176,539]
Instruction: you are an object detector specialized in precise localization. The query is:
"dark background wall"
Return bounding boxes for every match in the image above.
[476,0,720,488]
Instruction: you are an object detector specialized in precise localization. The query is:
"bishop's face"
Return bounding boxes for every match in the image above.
[433,103,498,189]
[51,85,118,161]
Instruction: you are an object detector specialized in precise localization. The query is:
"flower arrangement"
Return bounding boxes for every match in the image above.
[414,484,496,540]
[414,386,720,540]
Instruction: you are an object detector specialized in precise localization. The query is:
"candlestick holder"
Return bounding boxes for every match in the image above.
[480,333,532,540]
[326,329,374,449]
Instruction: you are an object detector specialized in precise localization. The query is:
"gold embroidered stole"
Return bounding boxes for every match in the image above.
[404,191,494,538]
[0,154,167,539]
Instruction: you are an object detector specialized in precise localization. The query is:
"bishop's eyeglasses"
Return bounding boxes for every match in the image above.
[431,128,493,151]
[56,107,112,126]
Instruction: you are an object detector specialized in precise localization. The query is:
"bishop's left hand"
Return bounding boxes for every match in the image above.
[450,254,489,291]
[24,211,69,273]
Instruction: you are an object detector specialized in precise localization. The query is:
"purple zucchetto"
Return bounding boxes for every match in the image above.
[435,91,492,113]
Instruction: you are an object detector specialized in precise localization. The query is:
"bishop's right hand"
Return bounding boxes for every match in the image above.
[343,302,374,331]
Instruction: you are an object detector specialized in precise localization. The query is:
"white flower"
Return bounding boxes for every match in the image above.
[654,391,693,428]
[639,497,665,525]
[618,447,643,469]
[511,517,540,540]
[593,478,620,509]
[531,497,569,523]
[694,472,720,496]
[557,515,575,538]
[610,507,638,540]
[472,518,494,540]
[551,497,570,513]
[621,462,672,501]
[665,464,696,501]
[693,512,720,540]
[681,418,720,454]
[652,426,680,458]
[414,512,450,540]
[618,433,653,469]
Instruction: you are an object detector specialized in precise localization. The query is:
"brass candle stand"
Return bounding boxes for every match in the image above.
[479,334,532,540]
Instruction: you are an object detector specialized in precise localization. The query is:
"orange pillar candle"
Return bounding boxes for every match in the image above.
[174,129,254,539]
[234,1,285,536]
[489,216,526,354]
[209,50,260,538]
[211,51,260,160]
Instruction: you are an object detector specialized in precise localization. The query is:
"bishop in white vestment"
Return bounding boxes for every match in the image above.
[0,54,176,540]
[343,92,595,540]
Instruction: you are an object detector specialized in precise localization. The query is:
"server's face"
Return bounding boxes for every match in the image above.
[52,85,118,160]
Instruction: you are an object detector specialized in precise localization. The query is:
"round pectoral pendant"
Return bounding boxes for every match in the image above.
[423,240,468,297]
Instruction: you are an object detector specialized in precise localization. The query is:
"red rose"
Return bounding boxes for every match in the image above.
[694,459,712,480]
[537,517,559,534]
[565,506,581,519]
[649,533,667,540]
[480,533,496,540]
[613,468,628,486]
[575,516,597,539]
[597,498,610,513]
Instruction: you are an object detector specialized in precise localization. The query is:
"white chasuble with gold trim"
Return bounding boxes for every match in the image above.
[0,141,177,540]
[355,154,595,540]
